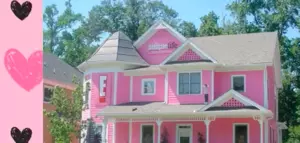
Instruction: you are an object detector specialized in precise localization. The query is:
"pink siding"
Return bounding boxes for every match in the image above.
[116,72,130,104]
[210,118,261,143]
[168,70,212,104]
[267,66,278,143]
[115,122,129,143]
[214,70,264,106]
[132,75,165,102]
[90,72,114,123]
[81,110,89,121]
[137,29,182,65]
[177,49,201,61]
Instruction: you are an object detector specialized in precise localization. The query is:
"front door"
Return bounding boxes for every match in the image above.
[177,125,192,143]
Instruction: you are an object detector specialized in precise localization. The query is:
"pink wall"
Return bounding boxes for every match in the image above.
[115,122,129,143]
[210,118,261,143]
[267,66,278,143]
[116,72,130,104]
[132,74,165,102]
[214,70,264,106]
[168,70,212,104]
[90,72,114,123]
[137,29,182,65]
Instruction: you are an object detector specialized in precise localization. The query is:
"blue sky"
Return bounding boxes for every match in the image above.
[43,0,299,41]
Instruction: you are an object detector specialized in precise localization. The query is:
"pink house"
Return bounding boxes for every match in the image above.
[78,20,287,143]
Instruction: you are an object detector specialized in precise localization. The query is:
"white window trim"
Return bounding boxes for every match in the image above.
[43,85,54,103]
[141,78,156,96]
[177,71,202,95]
[233,123,249,143]
[176,124,193,143]
[140,123,155,143]
[231,75,246,92]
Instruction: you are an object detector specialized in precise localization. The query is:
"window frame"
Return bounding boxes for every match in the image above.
[140,123,155,143]
[233,123,249,143]
[141,78,156,96]
[231,75,246,92]
[43,85,54,103]
[84,79,91,108]
[177,71,202,95]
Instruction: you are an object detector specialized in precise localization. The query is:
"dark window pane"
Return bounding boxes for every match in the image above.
[179,73,189,83]
[235,125,248,143]
[233,76,245,92]
[44,88,53,102]
[142,125,153,143]
[180,137,190,143]
[190,73,200,83]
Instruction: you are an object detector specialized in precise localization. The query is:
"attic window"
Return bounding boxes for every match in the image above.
[231,75,246,92]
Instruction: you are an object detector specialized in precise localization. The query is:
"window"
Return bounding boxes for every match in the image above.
[231,75,245,92]
[84,81,91,108]
[142,79,156,95]
[141,125,154,143]
[178,72,201,95]
[234,124,248,143]
[43,86,53,102]
[177,125,192,143]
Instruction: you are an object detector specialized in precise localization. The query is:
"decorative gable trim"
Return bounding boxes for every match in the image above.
[134,20,186,48]
[177,49,202,61]
[194,89,268,112]
[160,40,217,65]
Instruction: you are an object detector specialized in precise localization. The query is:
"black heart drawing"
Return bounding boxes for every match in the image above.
[11,127,32,143]
[11,0,32,20]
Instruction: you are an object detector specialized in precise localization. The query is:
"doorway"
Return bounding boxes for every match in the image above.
[177,124,192,143]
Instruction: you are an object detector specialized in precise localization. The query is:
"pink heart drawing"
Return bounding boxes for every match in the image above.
[4,49,42,91]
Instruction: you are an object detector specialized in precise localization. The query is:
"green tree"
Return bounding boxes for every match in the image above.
[43,0,82,55]
[84,0,180,41]
[177,21,198,37]
[44,78,84,143]
[198,11,223,36]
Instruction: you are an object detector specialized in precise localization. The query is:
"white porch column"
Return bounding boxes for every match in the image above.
[204,120,210,143]
[204,116,215,143]
[156,119,163,143]
[253,115,264,143]
[259,119,264,143]
[129,119,132,143]
[102,118,108,143]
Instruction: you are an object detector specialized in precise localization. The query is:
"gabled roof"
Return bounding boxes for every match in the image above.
[134,20,186,48]
[78,31,148,71]
[43,52,83,86]
[189,32,278,65]
[195,89,270,114]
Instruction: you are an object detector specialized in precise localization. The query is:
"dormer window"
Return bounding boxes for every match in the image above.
[142,79,156,95]
[231,75,246,92]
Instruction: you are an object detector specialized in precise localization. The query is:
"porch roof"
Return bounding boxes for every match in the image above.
[98,102,205,116]
[97,101,263,117]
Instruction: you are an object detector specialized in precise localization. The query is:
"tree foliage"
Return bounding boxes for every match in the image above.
[43,77,84,143]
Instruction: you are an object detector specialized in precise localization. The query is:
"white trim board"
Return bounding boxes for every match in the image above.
[195,89,269,113]
[160,40,217,65]
[233,123,250,143]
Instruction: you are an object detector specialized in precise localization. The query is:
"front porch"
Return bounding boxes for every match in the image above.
[100,110,272,143]
[98,90,273,143]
